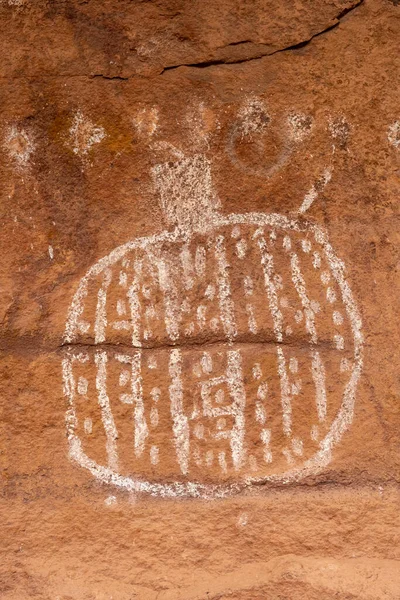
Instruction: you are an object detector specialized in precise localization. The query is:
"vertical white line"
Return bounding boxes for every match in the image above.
[290,252,328,424]
[157,257,180,341]
[62,357,78,439]
[180,243,194,289]
[94,268,112,343]
[131,351,147,457]
[257,236,284,342]
[195,245,206,278]
[169,349,190,475]
[214,235,237,341]
[276,347,292,436]
[116,352,148,457]
[64,279,89,342]
[311,350,327,422]
[290,252,318,344]
[226,350,246,470]
[218,451,228,474]
[95,351,118,470]
[127,264,142,348]
[257,235,292,436]
[298,168,332,214]
[246,303,258,334]
[260,428,272,463]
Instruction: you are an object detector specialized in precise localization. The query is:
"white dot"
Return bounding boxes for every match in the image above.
[218,451,228,474]
[340,358,351,372]
[289,357,298,374]
[197,305,207,327]
[145,305,157,319]
[117,299,126,316]
[236,239,247,258]
[77,376,88,395]
[292,438,303,456]
[311,425,319,441]
[237,512,248,527]
[257,382,268,401]
[280,296,290,308]
[120,393,133,404]
[301,239,311,253]
[193,448,202,467]
[78,321,90,334]
[295,310,303,323]
[210,317,219,331]
[150,387,161,402]
[84,417,92,434]
[282,448,294,465]
[205,284,215,300]
[327,287,337,303]
[181,298,191,313]
[147,355,157,369]
[201,352,213,373]
[260,429,271,445]
[321,271,330,285]
[119,369,130,387]
[312,252,321,269]
[291,381,301,395]
[194,423,204,439]
[105,496,117,506]
[310,300,321,313]
[263,449,273,464]
[333,311,343,325]
[334,334,344,350]
[283,236,291,251]
[231,226,241,238]
[150,445,159,465]
[185,322,195,336]
[193,363,202,378]
[252,363,262,380]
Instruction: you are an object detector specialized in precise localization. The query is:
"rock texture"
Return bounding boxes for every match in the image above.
[1,0,400,598]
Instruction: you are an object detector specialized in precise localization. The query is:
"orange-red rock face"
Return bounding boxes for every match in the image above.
[1,1,400,598]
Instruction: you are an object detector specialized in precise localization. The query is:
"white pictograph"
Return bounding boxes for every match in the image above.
[388,120,400,149]
[62,104,363,499]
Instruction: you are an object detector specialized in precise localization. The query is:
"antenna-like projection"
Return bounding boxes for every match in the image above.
[297,166,333,214]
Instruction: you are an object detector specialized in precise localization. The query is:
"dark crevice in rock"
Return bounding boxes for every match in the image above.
[220,39,253,47]
[161,0,365,74]
[0,2,366,81]
[59,336,342,354]
[90,74,129,81]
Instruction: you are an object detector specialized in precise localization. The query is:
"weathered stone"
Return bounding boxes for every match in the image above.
[1,0,400,598]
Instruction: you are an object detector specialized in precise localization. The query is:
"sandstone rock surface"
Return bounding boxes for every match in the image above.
[1,0,400,598]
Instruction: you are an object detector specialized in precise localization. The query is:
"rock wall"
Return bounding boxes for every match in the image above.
[1,1,400,598]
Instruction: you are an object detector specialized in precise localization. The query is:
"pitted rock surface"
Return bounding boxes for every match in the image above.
[1,0,400,599]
